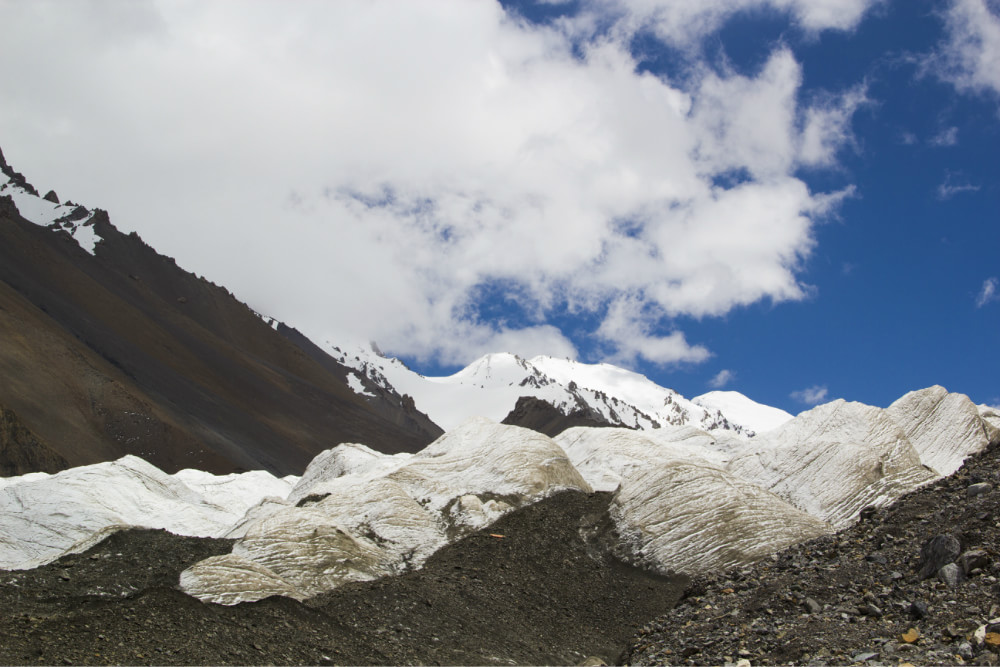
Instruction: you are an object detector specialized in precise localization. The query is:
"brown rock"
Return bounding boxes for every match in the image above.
[902,628,921,644]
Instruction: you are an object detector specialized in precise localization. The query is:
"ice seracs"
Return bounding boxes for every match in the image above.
[0,456,292,570]
[726,386,990,529]
[180,419,591,604]
[886,385,990,476]
[2,385,996,608]
[612,459,831,574]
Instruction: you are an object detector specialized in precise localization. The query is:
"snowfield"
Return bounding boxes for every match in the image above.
[326,343,786,435]
[1,171,102,255]
[0,385,993,606]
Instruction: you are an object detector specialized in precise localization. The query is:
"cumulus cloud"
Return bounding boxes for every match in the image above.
[926,0,1000,98]
[791,385,829,405]
[0,0,869,367]
[708,369,736,388]
[977,277,999,307]
[595,296,711,366]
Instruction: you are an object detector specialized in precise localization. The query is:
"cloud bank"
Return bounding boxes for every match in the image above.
[0,0,875,367]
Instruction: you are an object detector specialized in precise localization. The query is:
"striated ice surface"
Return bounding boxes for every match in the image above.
[180,419,590,604]
[2,386,995,607]
[612,460,831,574]
[886,386,989,476]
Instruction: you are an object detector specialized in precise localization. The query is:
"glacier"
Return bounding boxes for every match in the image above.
[0,385,994,607]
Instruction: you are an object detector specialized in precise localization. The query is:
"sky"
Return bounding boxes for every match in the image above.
[0,0,997,414]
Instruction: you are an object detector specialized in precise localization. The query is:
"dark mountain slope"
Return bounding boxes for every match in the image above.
[0,153,441,475]
[501,395,618,437]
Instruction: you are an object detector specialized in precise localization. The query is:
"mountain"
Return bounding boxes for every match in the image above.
[0,147,441,476]
[330,345,780,436]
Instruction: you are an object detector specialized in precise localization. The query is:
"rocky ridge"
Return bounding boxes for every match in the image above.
[0,147,442,476]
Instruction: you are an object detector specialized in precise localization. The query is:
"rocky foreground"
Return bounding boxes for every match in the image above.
[0,491,686,666]
[625,437,1000,666]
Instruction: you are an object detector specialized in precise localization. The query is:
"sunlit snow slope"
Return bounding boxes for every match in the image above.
[328,343,762,435]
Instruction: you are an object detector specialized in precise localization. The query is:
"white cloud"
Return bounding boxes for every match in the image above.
[930,126,960,146]
[595,296,711,366]
[708,369,736,388]
[977,277,999,307]
[927,0,1000,98]
[790,385,829,405]
[572,0,881,49]
[0,1,867,367]
[937,176,981,199]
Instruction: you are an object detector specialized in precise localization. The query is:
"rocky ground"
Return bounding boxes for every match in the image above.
[0,490,687,666]
[625,438,1000,666]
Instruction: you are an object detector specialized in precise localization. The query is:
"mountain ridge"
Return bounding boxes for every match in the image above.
[0,149,442,476]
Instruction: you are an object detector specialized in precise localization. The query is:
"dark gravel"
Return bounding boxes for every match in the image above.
[0,490,687,666]
[625,438,1000,666]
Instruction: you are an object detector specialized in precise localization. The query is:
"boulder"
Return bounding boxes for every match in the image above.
[917,534,961,579]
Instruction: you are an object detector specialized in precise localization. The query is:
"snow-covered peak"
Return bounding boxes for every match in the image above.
[693,390,794,434]
[325,341,755,435]
[0,167,102,255]
[435,352,536,387]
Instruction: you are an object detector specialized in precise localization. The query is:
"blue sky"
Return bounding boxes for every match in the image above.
[417,0,1000,412]
[0,0,997,414]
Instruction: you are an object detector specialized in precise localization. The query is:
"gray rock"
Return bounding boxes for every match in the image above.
[938,562,965,587]
[862,603,883,618]
[959,549,990,575]
[804,597,822,614]
[917,534,961,579]
[909,600,929,619]
[968,482,993,497]
[866,552,888,565]
[957,642,974,660]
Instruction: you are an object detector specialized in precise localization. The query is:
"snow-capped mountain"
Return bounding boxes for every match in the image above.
[328,343,787,436]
